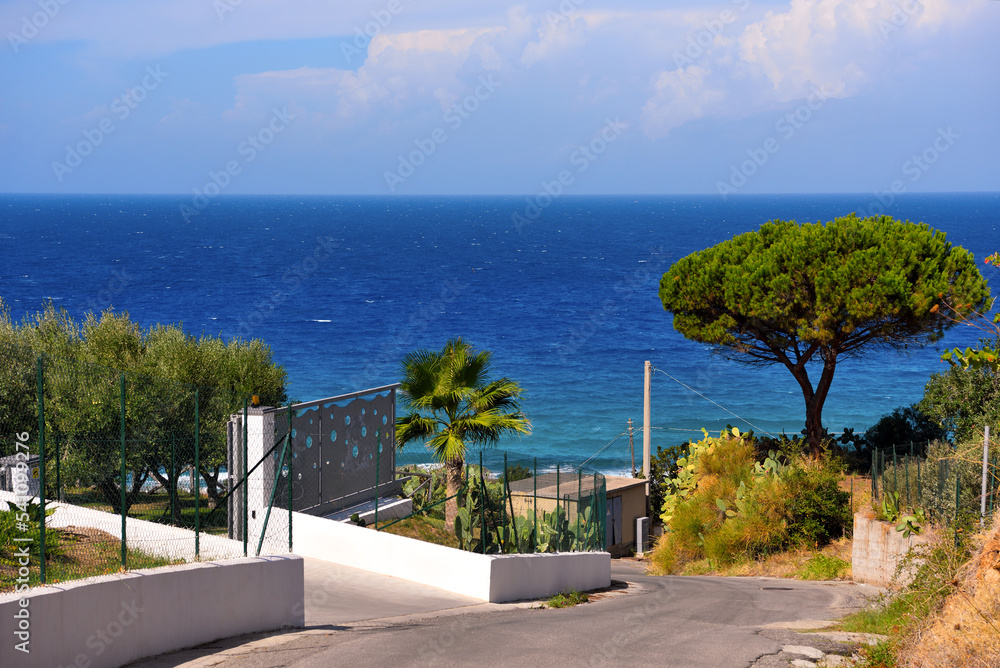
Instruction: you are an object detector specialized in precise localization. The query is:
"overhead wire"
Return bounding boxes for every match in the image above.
[576,431,628,472]
[651,365,776,438]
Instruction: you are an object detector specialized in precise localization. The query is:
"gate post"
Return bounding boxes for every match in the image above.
[244,406,276,549]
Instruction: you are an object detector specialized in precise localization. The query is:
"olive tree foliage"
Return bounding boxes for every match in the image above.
[921,336,1000,444]
[0,299,286,510]
[658,215,990,455]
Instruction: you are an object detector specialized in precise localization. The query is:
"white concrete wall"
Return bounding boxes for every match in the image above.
[291,511,611,602]
[293,511,493,600]
[489,552,611,602]
[0,556,304,668]
[851,513,933,587]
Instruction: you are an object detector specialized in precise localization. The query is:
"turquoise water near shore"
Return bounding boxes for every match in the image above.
[2,193,997,472]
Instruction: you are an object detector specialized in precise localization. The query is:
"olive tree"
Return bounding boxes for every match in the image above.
[658,215,990,455]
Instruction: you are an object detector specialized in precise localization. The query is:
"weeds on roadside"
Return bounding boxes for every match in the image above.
[546,590,589,608]
[797,554,850,580]
[839,522,973,666]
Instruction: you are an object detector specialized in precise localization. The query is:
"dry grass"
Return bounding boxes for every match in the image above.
[894,516,1000,667]
[663,536,853,580]
[844,474,874,519]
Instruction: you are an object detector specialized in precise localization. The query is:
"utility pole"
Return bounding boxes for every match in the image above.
[643,360,651,480]
[628,418,635,476]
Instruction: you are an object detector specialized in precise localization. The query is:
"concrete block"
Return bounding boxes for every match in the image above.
[0,556,304,668]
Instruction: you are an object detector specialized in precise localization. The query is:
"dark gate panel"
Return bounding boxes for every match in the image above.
[260,384,398,514]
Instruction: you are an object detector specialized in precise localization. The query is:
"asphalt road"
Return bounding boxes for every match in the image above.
[130,560,875,668]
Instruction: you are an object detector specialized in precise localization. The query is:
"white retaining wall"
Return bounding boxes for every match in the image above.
[851,513,933,587]
[0,556,304,668]
[291,511,610,602]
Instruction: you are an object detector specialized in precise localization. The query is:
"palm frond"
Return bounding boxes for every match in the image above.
[395,338,530,466]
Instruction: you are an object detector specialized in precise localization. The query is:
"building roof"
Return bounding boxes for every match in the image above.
[507,472,646,500]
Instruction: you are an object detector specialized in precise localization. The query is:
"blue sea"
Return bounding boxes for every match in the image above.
[1,193,997,472]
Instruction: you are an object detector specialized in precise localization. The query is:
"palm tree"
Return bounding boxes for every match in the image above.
[395,338,531,532]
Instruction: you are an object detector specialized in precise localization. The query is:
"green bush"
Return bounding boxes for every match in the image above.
[651,429,852,574]
[785,465,852,546]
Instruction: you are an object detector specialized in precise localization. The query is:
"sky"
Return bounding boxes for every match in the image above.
[0,0,997,196]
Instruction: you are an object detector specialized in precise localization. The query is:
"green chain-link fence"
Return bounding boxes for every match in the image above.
[869,435,999,529]
[382,452,607,554]
[0,340,290,593]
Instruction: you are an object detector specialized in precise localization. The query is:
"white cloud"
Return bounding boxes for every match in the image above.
[639,0,986,139]
[222,26,502,127]
[641,66,726,138]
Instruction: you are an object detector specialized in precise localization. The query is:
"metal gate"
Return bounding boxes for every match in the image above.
[227,383,402,537]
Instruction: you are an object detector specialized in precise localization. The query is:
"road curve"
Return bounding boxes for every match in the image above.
[128,560,875,668]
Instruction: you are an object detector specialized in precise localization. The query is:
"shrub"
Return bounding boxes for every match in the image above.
[785,464,852,546]
[650,428,852,574]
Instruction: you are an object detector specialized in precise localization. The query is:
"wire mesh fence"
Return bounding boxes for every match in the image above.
[382,452,608,554]
[0,340,290,594]
[869,433,999,528]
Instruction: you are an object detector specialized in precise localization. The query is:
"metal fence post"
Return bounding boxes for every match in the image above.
[990,455,996,518]
[505,453,518,553]
[892,443,898,494]
[500,452,507,545]
[870,448,875,499]
[120,372,127,571]
[576,470,582,551]
[36,355,46,584]
[905,456,910,509]
[501,452,508,550]
[955,475,961,547]
[917,457,921,502]
[374,430,381,530]
[881,451,885,498]
[590,471,597,551]
[981,426,991,527]
[243,397,248,557]
[533,457,538,553]
[479,451,485,554]
[170,434,177,525]
[54,432,60,503]
[556,464,561,552]
[288,403,293,552]
[194,389,200,558]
